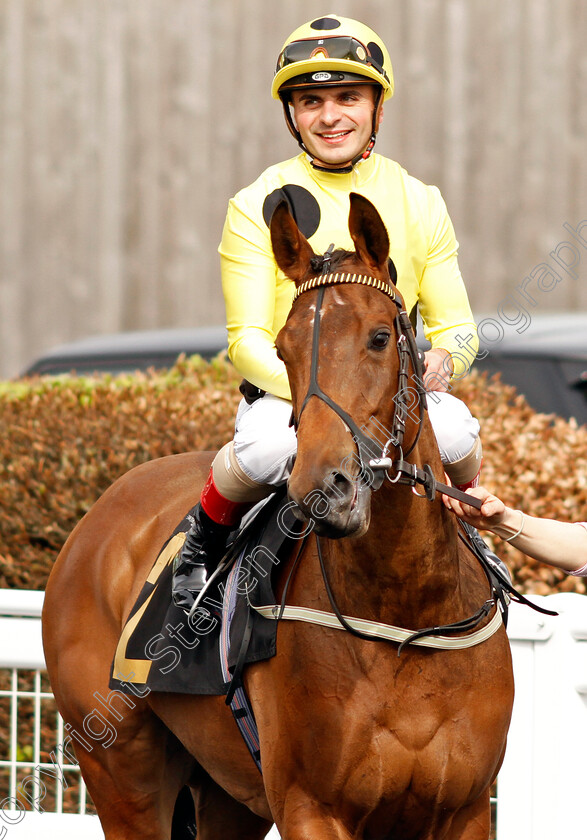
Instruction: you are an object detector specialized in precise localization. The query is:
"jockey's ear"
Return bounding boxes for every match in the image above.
[348,192,390,273]
[270,200,316,285]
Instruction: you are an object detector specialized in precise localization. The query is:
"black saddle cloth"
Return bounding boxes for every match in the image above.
[109,488,303,696]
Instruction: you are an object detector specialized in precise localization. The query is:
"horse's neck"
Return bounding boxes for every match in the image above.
[326,436,465,627]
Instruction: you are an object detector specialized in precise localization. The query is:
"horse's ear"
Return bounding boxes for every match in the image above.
[348,193,390,272]
[270,200,316,285]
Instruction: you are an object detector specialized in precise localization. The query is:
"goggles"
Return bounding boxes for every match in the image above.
[276,36,389,82]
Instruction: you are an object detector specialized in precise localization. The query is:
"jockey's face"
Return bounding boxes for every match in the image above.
[290,85,381,169]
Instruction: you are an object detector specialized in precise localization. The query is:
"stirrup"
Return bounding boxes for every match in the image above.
[171,507,230,611]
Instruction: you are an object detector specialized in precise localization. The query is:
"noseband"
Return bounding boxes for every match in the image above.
[291,251,427,492]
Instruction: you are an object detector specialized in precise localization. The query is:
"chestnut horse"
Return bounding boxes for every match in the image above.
[43,194,513,840]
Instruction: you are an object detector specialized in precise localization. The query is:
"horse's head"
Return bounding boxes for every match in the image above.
[272,193,424,539]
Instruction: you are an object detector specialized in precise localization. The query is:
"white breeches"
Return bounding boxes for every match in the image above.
[231,391,480,488]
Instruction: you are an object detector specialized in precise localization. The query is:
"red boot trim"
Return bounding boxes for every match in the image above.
[454,470,481,493]
[200,473,252,527]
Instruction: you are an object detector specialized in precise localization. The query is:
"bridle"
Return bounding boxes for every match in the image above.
[277,253,501,650]
[290,248,484,509]
[257,250,553,652]
[290,248,427,492]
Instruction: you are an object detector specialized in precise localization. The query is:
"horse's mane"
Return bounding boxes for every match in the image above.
[328,249,354,269]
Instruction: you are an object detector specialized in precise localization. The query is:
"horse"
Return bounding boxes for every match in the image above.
[42,193,514,840]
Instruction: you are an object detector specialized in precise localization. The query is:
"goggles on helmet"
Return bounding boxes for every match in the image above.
[276,36,390,84]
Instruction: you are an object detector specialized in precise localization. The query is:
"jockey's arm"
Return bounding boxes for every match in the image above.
[219,197,292,401]
[417,187,478,385]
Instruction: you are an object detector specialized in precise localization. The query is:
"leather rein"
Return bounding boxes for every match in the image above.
[266,250,509,652]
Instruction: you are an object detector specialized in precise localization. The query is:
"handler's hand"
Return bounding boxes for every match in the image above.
[442,486,507,530]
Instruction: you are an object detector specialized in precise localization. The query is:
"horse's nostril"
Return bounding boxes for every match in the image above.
[326,471,354,502]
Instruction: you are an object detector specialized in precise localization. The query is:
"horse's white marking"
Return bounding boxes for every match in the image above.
[327,289,347,307]
[315,289,346,320]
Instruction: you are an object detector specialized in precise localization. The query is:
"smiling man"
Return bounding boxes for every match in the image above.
[172,15,487,611]
[290,85,380,169]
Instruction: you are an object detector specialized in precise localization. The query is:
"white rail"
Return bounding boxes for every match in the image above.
[0,591,102,837]
[497,592,587,840]
[1,590,586,838]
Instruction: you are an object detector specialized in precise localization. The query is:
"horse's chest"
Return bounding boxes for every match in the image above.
[259,641,506,813]
[279,699,494,837]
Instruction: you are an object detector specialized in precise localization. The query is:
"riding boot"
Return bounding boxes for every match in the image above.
[172,503,233,611]
[172,472,254,612]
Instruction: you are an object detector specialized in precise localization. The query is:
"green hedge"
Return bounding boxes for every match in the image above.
[1,356,585,594]
[0,356,241,590]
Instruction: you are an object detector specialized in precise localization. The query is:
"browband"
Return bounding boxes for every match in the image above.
[292,271,396,303]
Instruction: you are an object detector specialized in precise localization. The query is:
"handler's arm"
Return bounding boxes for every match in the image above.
[443,486,587,572]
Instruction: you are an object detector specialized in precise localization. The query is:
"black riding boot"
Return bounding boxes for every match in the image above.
[172,503,232,612]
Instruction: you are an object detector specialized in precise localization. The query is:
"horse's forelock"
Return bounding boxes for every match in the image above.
[306,248,361,278]
[328,249,355,270]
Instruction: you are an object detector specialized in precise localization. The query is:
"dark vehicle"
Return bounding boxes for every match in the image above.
[20,315,587,425]
[21,326,228,377]
[473,313,587,426]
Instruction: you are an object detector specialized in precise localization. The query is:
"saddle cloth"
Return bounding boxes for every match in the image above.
[109,488,302,697]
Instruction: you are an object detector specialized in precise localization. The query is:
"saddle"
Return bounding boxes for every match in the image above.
[110,487,302,697]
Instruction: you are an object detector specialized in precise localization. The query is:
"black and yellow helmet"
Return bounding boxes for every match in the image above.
[272,15,394,102]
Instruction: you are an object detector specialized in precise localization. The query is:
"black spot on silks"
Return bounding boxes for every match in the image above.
[262,185,321,239]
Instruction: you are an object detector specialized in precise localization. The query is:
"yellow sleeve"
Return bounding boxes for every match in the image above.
[218,196,292,400]
[418,186,478,378]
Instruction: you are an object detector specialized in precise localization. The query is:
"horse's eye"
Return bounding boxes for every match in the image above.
[369,331,391,350]
[275,345,284,361]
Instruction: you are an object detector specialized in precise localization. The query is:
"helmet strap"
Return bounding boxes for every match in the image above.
[280,86,383,175]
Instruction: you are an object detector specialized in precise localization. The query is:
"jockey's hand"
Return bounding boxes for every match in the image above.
[423,348,453,392]
[442,486,507,530]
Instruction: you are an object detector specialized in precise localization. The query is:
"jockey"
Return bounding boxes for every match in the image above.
[173,14,488,611]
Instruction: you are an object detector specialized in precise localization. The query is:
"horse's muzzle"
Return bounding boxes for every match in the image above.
[288,469,371,539]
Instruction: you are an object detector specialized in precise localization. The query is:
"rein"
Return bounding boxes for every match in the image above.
[270,252,503,653]
[314,533,500,653]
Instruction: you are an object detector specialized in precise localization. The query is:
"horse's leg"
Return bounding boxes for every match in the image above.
[268,773,493,840]
[193,773,273,840]
[63,694,196,839]
[44,553,196,838]
[146,691,272,828]
[442,791,492,840]
[274,801,491,840]
[45,577,196,838]
[41,453,218,838]
[274,803,352,840]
